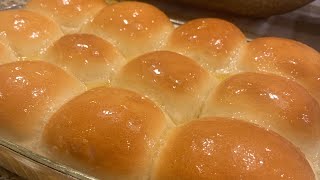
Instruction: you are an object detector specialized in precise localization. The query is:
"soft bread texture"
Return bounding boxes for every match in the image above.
[0,39,17,64]
[153,117,315,180]
[42,87,170,179]
[45,33,126,87]
[113,51,215,125]
[165,18,246,74]
[0,61,86,143]
[26,0,106,34]
[201,72,320,172]
[0,10,63,60]
[82,1,174,60]
[239,37,320,103]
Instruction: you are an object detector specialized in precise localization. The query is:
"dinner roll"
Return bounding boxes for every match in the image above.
[82,1,174,59]
[153,117,315,180]
[42,87,171,179]
[165,18,246,74]
[26,0,106,33]
[0,10,63,60]
[113,51,215,125]
[0,61,86,143]
[239,37,320,102]
[201,72,320,172]
[45,33,126,87]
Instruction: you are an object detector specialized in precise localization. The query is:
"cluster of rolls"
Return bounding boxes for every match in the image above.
[0,0,319,179]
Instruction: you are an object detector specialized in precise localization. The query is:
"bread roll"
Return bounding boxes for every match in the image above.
[0,10,63,60]
[25,0,106,33]
[45,33,126,88]
[201,72,320,172]
[165,18,246,74]
[113,51,215,125]
[0,61,86,143]
[153,117,315,179]
[82,1,174,60]
[239,37,320,103]
[42,87,171,178]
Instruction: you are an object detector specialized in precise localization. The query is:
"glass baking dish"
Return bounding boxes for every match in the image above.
[0,0,319,179]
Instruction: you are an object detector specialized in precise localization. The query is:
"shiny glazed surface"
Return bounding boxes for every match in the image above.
[0,61,85,141]
[240,37,320,102]
[153,117,315,179]
[26,0,106,31]
[46,33,126,86]
[0,10,63,59]
[42,87,168,178]
[82,1,174,59]
[166,18,246,73]
[202,72,320,146]
[114,51,213,124]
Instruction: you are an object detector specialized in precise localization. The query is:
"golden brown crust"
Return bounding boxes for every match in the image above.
[153,117,315,180]
[26,0,106,33]
[202,72,320,158]
[82,1,174,59]
[240,37,320,102]
[114,51,214,125]
[166,18,246,74]
[0,10,63,60]
[0,61,85,141]
[42,87,168,178]
[45,33,126,87]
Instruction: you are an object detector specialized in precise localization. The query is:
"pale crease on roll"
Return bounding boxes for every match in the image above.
[113,50,216,125]
[165,18,247,74]
[201,72,320,174]
[82,1,174,60]
[0,10,63,60]
[153,117,315,180]
[0,61,86,146]
[0,34,17,64]
[41,87,172,179]
[25,0,107,34]
[45,33,126,88]
[239,37,320,103]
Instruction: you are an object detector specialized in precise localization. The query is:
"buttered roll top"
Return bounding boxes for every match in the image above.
[0,10,63,60]
[82,1,174,59]
[0,61,86,142]
[114,51,215,125]
[42,87,171,178]
[166,18,246,74]
[26,0,107,33]
[153,117,315,180]
[45,33,126,87]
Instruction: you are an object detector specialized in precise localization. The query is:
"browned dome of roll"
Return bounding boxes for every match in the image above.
[239,37,320,103]
[201,72,320,172]
[165,18,246,74]
[82,1,174,59]
[42,87,170,179]
[153,117,315,180]
[26,0,107,33]
[45,33,126,87]
[0,10,63,60]
[0,61,86,143]
[113,51,215,125]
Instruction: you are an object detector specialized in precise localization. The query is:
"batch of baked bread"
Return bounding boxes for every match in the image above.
[0,0,319,179]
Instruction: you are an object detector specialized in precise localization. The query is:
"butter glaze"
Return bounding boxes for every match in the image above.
[42,87,168,178]
[153,117,315,180]
[0,9,63,60]
[0,61,85,141]
[46,33,126,87]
